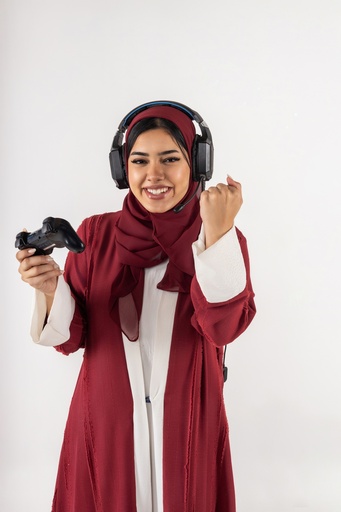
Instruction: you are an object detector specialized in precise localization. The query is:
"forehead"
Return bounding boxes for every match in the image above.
[130,128,180,152]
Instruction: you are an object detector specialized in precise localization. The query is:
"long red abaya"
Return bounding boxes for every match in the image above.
[51,212,255,512]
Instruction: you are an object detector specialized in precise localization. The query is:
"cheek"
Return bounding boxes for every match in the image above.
[126,167,139,189]
[178,166,191,191]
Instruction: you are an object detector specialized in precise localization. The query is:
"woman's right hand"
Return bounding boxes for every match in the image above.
[16,248,63,299]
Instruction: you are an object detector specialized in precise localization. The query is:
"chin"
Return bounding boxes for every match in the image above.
[143,203,173,214]
[139,196,179,214]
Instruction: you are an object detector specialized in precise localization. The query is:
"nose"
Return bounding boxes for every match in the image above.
[146,160,165,181]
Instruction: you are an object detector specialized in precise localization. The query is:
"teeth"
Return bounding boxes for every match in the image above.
[146,187,168,195]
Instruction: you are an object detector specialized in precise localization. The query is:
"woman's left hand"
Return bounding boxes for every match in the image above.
[199,175,243,248]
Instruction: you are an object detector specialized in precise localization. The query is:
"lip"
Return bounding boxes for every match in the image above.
[143,186,173,200]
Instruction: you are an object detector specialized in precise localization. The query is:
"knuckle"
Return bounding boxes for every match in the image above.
[208,187,218,196]
[30,266,41,277]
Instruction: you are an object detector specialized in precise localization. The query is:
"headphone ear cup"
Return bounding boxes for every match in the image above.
[109,146,129,189]
[192,136,214,181]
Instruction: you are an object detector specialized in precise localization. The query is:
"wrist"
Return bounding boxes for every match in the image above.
[44,292,55,316]
[205,225,234,249]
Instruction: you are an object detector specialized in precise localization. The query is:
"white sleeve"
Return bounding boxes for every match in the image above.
[30,275,75,346]
[192,225,247,303]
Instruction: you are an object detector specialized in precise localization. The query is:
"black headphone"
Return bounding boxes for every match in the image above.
[109,100,214,189]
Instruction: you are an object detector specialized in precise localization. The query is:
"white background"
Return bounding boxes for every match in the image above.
[1,1,340,511]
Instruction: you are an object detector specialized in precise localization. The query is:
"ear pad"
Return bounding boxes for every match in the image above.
[109,146,129,189]
[192,136,213,182]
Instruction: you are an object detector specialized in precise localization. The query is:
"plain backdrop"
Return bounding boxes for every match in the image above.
[1,1,340,511]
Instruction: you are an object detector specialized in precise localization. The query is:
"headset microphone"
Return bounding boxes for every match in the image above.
[173,176,205,214]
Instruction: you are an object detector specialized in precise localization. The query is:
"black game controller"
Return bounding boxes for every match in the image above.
[15,217,85,255]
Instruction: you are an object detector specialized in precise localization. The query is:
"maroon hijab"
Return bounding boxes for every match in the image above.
[111,106,203,340]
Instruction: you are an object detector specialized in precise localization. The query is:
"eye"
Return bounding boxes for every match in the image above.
[163,157,181,164]
[130,158,147,165]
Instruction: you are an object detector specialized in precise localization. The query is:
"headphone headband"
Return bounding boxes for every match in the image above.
[109,100,214,189]
[118,100,205,131]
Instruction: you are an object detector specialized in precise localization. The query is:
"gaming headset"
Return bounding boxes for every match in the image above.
[109,100,214,189]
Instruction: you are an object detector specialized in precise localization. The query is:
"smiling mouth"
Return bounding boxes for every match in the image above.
[144,187,170,196]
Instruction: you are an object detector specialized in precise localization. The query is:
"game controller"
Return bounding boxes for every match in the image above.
[15,217,85,255]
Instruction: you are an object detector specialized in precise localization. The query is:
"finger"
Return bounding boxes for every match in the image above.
[21,254,56,272]
[20,261,62,285]
[23,263,60,280]
[226,175,241,189]
[16,247,37,262]
[207,184,225,194]
[23,270,60,290]
[200,184,227,203]
[216,182,228,191]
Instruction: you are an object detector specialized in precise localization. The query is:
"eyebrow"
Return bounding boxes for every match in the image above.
[130,149,180,157]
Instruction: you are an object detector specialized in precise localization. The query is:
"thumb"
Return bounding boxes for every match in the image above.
[226,175,241,188]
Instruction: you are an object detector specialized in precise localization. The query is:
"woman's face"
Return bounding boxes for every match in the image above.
[127,128,191,213]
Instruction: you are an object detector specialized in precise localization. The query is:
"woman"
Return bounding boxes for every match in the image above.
[17,101,256,512]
